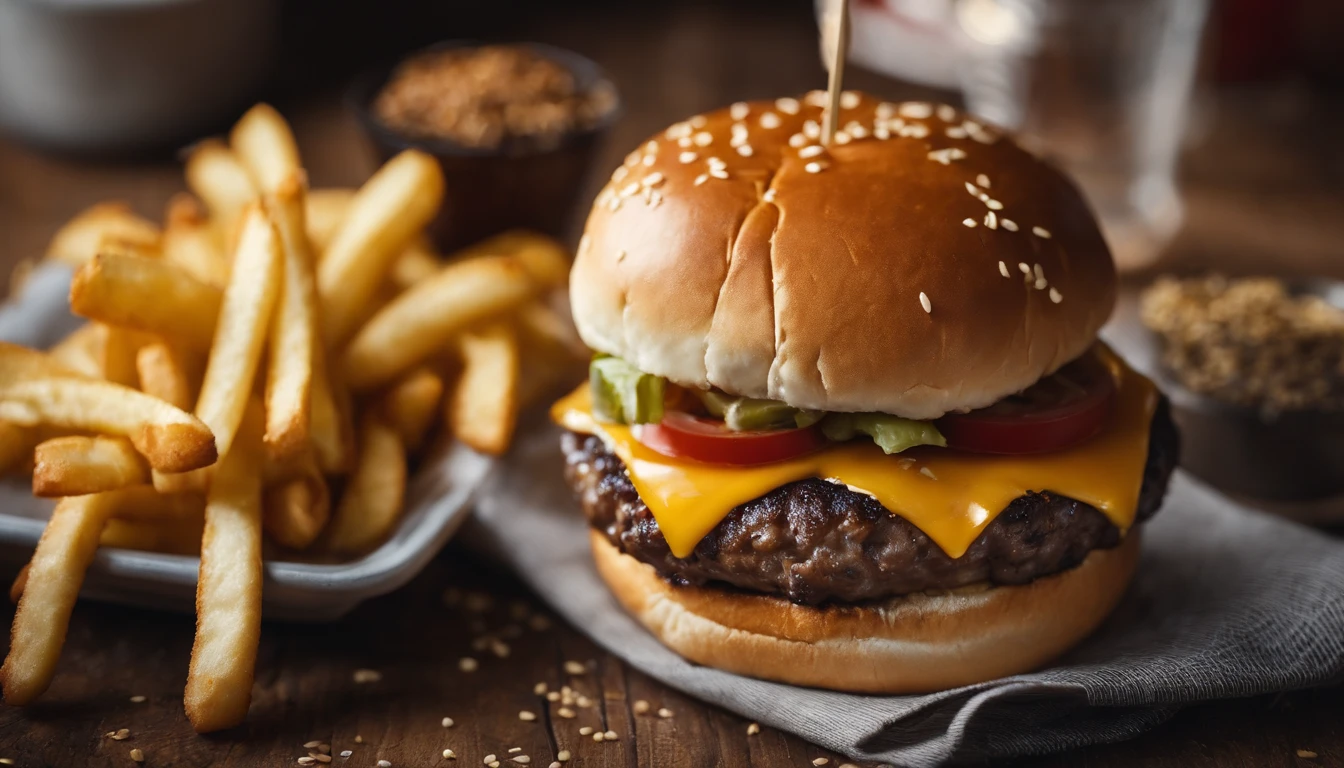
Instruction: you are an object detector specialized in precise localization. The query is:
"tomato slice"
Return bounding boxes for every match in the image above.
[936,352,1117,455]
[633,411,826,466]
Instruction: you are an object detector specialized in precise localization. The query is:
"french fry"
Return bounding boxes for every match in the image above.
[184,139,256,242]
[9,564,28,604]
[231,109,316,458]
[163,191,203,223]
[2,342,89,379]
[304,187,355,253]
[2,96,593,730]
[32,436,150,497]
[69,253,222,350]
[195,205,283,459]
[136,342,202,412]
[447,323,521,456]
[316,150,444,346]
[98,325,147,387]
[151,467,211,495]
[0,343,217,473]
[0,490,131,704]
[105,487,206,523]
[261,174,317,459]
[353,279,403,335]
[230,103,301,194]
[184,403,263,733]
[515,301,589,361]
[381,368,444,450]
[389,237,441,291]
[308,348,354,474]
[511,239,571,289]
[51,321,163,396]
[45,203,160,267]
[96,235,160,262]
[163,194,229,288]
[446,229,549,259]
[47,324,104,378]
[0,420,39,477]
[325,413,406,555]
[262,452,329,550]
[101,516,205,556]
[342,255,536,391]
[448,230,570,288]
[515,354,585,410]
[6,489,204,603]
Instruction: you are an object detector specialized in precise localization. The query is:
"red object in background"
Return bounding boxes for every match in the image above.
[1212,0,1298,81]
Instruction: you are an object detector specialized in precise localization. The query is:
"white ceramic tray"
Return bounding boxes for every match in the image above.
[0,263,496,621]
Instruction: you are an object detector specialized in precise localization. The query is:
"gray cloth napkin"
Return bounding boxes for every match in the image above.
[470,416,1344,767]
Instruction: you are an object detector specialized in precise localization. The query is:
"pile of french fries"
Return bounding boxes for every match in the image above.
[0,104,586,732]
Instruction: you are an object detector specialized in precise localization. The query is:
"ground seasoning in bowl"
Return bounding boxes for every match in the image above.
[372,45,618,153]
[1139,274,1344,502]
[1140,275,1344,414]
[350,42,620,251]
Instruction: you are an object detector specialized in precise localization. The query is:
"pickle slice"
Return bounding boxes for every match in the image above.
[723,398,803,431]
[694,390,823,431]
[821,413,946,455]
[589,356,665,424]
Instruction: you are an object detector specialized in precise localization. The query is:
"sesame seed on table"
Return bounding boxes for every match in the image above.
[0,541,1340,768]
[0,2,1343,767]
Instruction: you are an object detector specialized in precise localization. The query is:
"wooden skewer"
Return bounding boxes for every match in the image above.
[820,0,851,146]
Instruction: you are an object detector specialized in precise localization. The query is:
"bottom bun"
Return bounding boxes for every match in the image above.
[590,528,1141,693]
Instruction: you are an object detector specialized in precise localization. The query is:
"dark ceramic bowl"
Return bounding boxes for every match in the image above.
[1146,277,1344,502]
[347,41,621,252]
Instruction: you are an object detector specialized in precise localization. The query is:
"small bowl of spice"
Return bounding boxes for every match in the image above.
[1140,275,1344,502]
[349,42,620,251]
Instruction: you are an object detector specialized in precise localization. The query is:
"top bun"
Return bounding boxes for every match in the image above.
[570,92,1116,419]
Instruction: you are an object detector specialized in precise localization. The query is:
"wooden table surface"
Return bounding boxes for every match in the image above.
[1,3,1343,766]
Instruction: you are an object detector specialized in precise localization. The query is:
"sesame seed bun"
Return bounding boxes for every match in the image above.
[590,528,1140,693]
[570,94,1117,419]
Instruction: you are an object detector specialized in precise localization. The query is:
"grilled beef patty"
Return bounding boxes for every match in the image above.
[563,399,1177,605]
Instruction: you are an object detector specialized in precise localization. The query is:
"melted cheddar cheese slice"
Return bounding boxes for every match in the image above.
[553,350,1158,559]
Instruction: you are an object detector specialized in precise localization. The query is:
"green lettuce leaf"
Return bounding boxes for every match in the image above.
[820,413,946,454]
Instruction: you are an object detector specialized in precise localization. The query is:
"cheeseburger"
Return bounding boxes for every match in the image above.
[552,93,1177,693]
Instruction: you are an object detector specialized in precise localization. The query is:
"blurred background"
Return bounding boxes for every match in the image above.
[1,0,1342,505]
[1,0,1340,274]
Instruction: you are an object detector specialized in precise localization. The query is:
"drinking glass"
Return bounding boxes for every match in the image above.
[955,0,1210,271]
